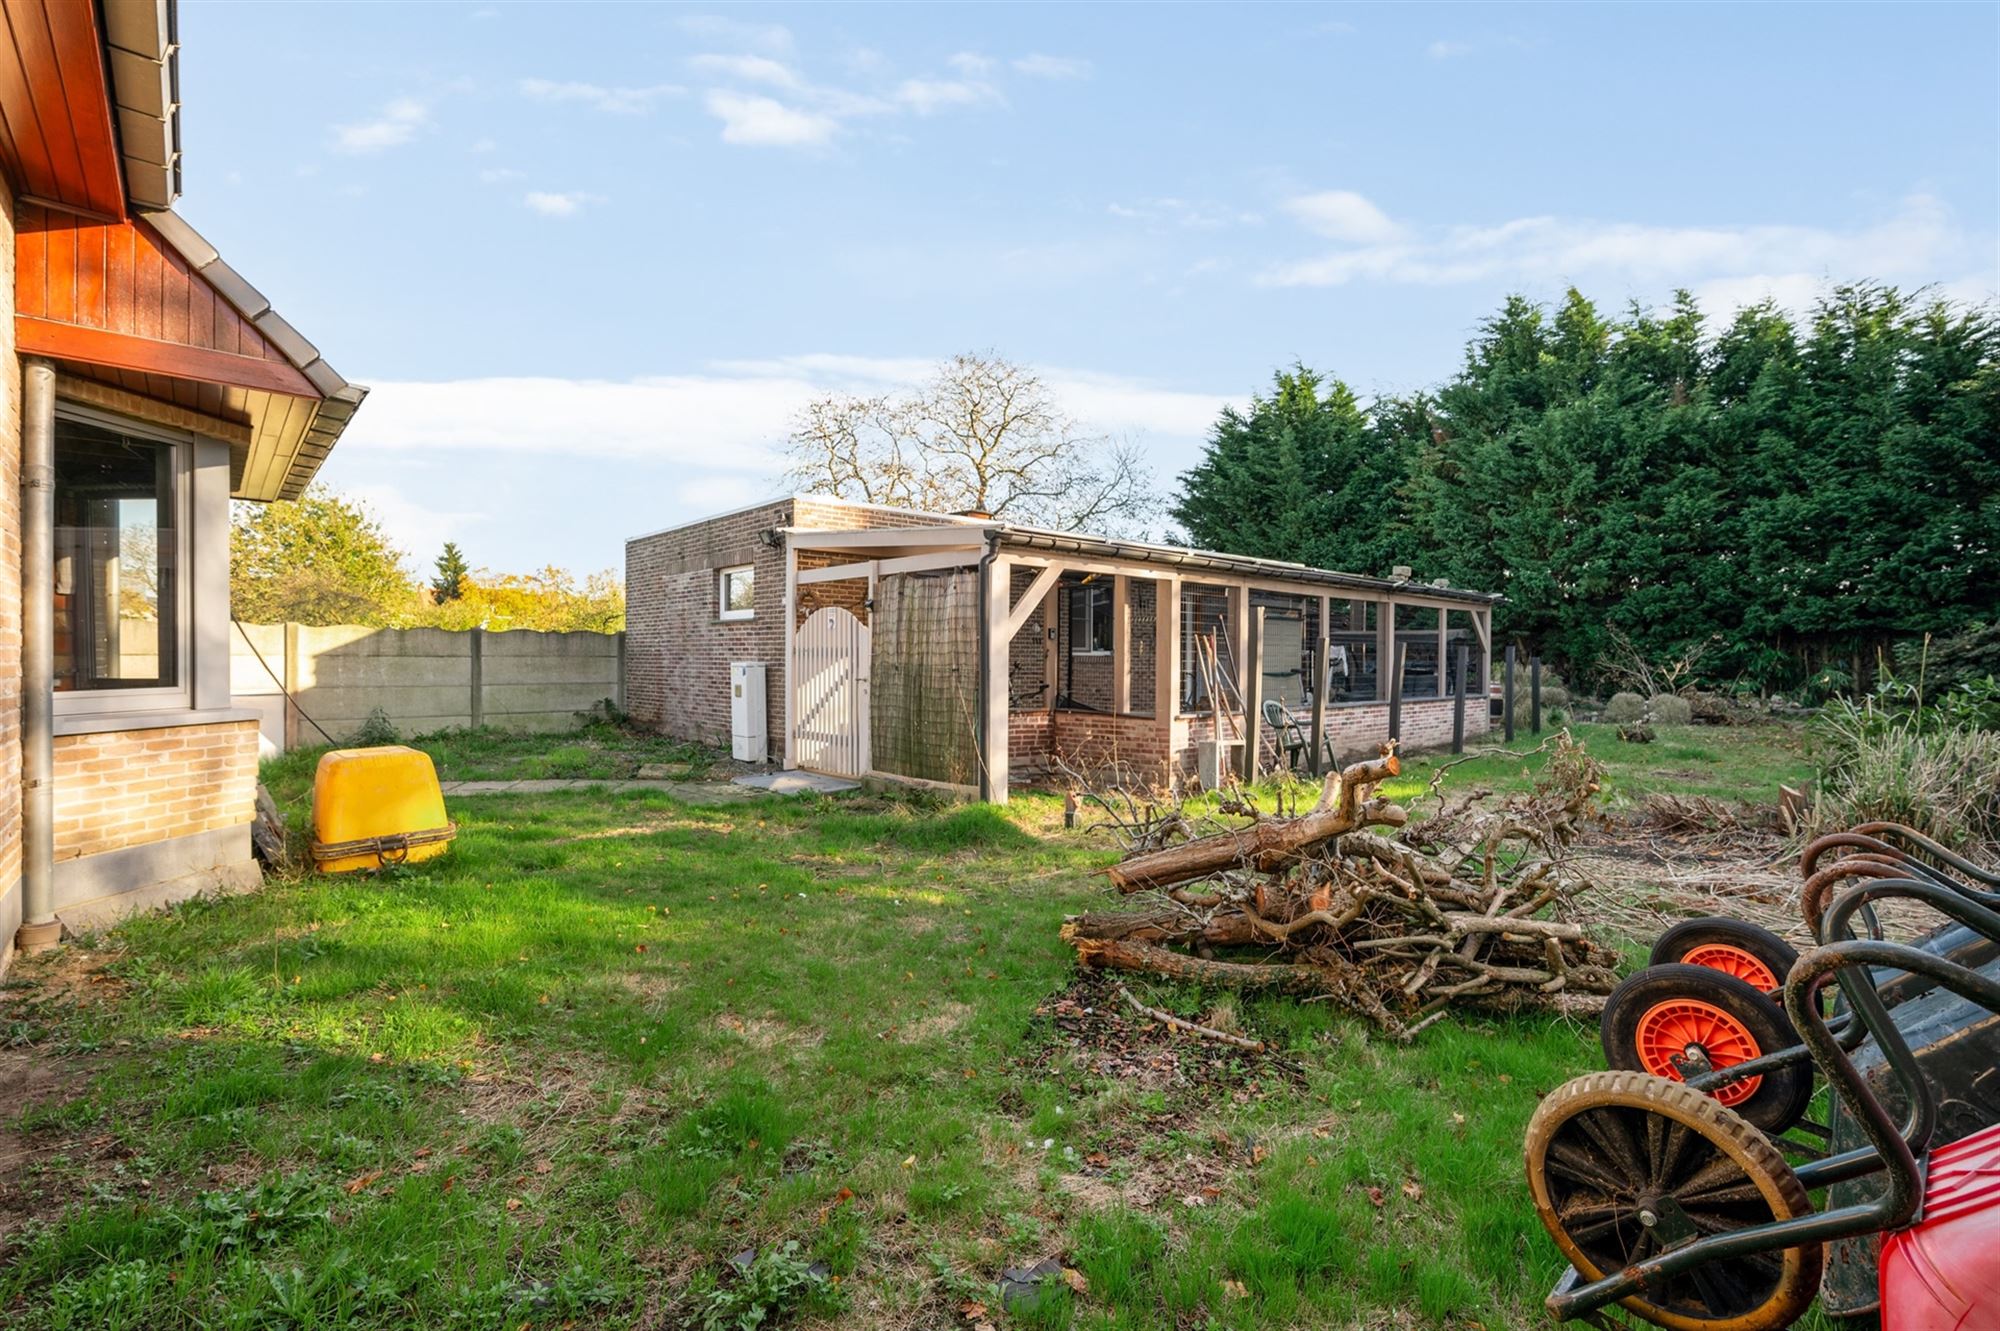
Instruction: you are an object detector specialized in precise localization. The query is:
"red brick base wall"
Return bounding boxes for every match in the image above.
[52,721,259,863]
[1051,711,1172,788]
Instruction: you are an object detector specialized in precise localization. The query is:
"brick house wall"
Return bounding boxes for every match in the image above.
[624,496,983,749]
[52,722,259,863]
[0,187,21,955]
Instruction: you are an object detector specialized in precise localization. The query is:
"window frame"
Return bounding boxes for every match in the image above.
[1068,583,1113,657]
[718,564,756,621]
[51,403,194,718]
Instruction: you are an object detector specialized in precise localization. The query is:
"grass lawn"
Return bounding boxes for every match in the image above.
[0,722,1821,1330]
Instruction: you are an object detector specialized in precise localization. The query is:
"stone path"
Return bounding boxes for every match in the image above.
[438,770,859,802]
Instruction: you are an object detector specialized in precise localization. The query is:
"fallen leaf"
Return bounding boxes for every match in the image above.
[1402,1179,1425,1202]
[533,1158,553,1175]
[1250,1145,1269,1166]
[505,1197,524,1212]
[343,1170,383,1196]
[959,1299,987,1319]
[1062,1268,1088,1295]
[1366,1185,1386,1207]
[901,1155,916,1169]
[1221,1279,1249,1299]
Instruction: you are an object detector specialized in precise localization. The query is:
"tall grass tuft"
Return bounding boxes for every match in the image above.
[1809,672,2000,851]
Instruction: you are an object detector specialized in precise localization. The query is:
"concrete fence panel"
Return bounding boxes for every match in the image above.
[230,623,625,752]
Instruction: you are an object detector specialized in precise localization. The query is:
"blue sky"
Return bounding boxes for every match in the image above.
[180,1,1999,577]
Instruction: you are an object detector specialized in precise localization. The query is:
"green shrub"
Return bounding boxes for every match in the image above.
[1604,692,1647,724]
[1647,695,1693,727]
[1811,680,2000,849]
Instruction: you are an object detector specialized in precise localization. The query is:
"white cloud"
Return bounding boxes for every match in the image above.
[1013,53,1092,79]
[677,14,794,55]
[894,77,1000,115]
[523,190,602,217]
[520,77,683,113]
[1108,198,1262,230]
[341,483,485,563]
[948,52,996,77]
[687,53,802,89]
[1284,190,1402,244]
[331,97,429,154]
[1427,40,1473,59]
[341,358,1234,467]
[703,90,839,146]
[479,167,525,184]
[1261,191,1987,299]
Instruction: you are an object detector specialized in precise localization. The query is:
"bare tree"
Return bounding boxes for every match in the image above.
[783,352,1157,533]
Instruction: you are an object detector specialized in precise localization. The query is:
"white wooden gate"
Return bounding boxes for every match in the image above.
[793,606,870,776]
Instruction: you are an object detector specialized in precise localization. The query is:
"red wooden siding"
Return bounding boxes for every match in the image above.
[0,0,124,219]
[15,203,316,396]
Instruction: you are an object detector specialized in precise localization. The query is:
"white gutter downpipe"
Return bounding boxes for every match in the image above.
[17,358,59,953]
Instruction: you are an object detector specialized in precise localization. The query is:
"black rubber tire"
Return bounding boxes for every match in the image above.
[1651,916,1801,994]
[1525,1070,1821,1331]
[1600,963,1816,1135]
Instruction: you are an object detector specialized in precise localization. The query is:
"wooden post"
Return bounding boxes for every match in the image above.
[1309,594,1329,776]
[1388,640,1407,743]
[978,552,1010,803]
[1376,599,1395,704]
[1504,644,1517,743]
[469,627,485,728]
[1041,579,1060,713]
[1452,643,1468,754]
[1531,654,1543,735]
[1110,574,1130,715]
[1155,575,1181,766]
[1242,605,1264,781]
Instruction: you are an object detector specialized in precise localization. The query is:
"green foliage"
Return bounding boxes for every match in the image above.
[1810,678,2000,847]
[1647,695,1694,727]
[432,541,470,603]
[347,707,402,747]
[1175,285,2000,694]
[231,486,417,627]
[698,1241,843,1330]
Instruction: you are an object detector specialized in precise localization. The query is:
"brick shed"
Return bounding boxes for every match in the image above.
[627,497,1503,802]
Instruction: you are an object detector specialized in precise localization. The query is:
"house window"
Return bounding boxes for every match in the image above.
[1068,583,1112,655]
[53,415,184,698]
[719,565,755,620]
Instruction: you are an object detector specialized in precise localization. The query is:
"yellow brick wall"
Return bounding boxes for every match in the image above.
[52,721,260,863]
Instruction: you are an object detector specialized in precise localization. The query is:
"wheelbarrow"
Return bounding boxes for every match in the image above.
[1525,880,2000,1329]
[1592,826,2000,1138]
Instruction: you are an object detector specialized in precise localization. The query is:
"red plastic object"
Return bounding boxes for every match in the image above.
[1879,1122,2000,1328]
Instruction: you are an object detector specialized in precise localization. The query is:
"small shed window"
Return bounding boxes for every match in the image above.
[719,565,755,620]
[1069,583,1112,655]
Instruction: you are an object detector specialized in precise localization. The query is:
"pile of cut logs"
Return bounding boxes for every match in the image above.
[1061,734,1621,1040]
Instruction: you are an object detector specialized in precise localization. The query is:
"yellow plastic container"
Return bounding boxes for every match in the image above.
[310,745,456,874]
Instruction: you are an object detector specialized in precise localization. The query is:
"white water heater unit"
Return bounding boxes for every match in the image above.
[730,661,767,763]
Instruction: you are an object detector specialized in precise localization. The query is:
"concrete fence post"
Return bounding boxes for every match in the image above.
[283,622,301,751]
[1504,645,1517,743]
[469,628,485,729]
[615,632,627,713]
